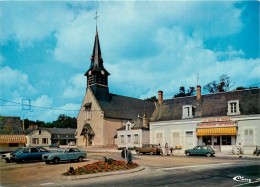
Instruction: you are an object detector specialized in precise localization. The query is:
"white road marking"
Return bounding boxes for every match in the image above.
[156,163,233,171]
[233,178,260,187]
[40,182,55,186]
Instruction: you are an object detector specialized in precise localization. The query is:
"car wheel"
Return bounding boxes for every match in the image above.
[45,160,50,164]
[78,157,84,162]
[150,152,154,155]
[53,158,59,164]
[186,152,190,156]
[206,153,211,157]
[5,159,11,163]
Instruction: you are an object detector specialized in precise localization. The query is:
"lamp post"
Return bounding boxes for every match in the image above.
[22,110,33,131]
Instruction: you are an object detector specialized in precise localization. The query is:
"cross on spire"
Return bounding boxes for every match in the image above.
[94,11,99,31]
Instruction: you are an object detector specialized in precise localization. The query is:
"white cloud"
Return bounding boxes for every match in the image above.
[0,66,37,95]
[32,95,53,107]
[63,74,85,98]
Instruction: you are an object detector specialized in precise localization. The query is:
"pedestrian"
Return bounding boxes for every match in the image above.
[238,143,244,158]
[165,143,169,156]
[170,146,173,156]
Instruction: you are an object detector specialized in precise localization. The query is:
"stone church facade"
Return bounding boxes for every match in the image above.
[77,28,155,147]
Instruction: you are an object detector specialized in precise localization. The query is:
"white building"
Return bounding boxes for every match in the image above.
[116,114,150,149]
[150,87,260,154]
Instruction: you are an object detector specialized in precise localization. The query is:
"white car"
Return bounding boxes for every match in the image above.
[2,148,22,163]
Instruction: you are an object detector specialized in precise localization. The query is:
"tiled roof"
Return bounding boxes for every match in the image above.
[151,88,260,122]
[98,93,155,120]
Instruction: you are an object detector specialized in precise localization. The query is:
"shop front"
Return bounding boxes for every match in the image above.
[197,118,237,152]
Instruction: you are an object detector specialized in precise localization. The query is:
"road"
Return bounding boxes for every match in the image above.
[0,152,259,187]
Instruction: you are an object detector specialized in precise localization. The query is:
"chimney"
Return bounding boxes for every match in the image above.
[197,85,201,100]
[158,90,163,104]
[143,113,149,128]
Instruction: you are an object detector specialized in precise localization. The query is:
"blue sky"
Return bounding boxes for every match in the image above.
[0,1,259,122]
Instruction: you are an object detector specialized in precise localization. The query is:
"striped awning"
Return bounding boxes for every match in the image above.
[197,127,237,136]
[0,135,27,143]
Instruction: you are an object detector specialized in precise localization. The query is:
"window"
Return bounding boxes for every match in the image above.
[42,138,48,144]
[186,131,193,137]
[227,100,241,115]
[156,132,163,145]
[172,132,181,147]
[244,129,254,146]
[203,136,211,145]
[39,130,41,135]
[127,124,130,131]
[120,135,124,144]
[182,105,193,119]
[32,138,39,144]
[9,143,19,147]
[127,135,131,143]
[30,148,38,152]
[134,134,139,144]
[222,136,231,145]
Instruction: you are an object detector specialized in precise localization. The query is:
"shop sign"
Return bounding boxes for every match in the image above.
[198,122,236,128]
[201,117,231,123]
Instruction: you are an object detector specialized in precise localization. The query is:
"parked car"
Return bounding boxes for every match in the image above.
[42,148,86,164]
[1,148,22,163]
[135,144,163,155]
[14,147,50,163]
[185,146,215,157]
[49,143,59,148]
[253,146,260,156]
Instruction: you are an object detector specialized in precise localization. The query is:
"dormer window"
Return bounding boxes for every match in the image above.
[127,124,130,131]
[227,100,240,115]
[182,105,193,119]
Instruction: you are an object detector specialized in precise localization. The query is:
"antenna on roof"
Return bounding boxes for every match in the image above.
[197,73,199,86]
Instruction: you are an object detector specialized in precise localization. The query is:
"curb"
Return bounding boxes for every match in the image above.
[62,165,146,180]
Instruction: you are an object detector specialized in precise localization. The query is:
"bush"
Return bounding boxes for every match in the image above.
[63,160,139,176]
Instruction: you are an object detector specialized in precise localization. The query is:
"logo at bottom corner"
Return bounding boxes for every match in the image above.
[233,175,251,183]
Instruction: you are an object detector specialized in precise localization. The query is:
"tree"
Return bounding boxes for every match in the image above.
[52,114,77,128]
[173,86,195,98]
[203,74,234,93]
[236,86,258,90]
[144,96,157,102]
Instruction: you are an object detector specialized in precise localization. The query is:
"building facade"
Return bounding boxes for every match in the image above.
[150,87,260,154]
[116,113,150,149]
[0,116,26,152]
[77,28,155,147]
[26,128,76,147]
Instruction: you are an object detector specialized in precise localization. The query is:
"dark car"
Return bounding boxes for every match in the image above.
[2,148,22,163]
[14,147,50,163]
[185,145,215,157]
[135,144,163,155]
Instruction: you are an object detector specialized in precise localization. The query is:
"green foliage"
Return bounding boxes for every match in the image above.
[203,74,234,93]
[144,96,157,102]
[173,86,195,98]
[24,114,76,129]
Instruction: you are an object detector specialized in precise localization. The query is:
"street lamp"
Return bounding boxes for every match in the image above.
[22,110,33,131]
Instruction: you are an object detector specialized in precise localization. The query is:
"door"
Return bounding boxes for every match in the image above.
[213,136,220,151]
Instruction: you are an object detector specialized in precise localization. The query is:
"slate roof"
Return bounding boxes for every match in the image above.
[151,88,260,122]
[97,93,155,120]
[26,127,76,135]
[0,116,24,135]
[117,116,149,131]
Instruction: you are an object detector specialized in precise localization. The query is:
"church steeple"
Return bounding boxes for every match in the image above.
[85,29,110,87]
[85,24,110,100]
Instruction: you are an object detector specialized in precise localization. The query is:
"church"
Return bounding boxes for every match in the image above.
[77,28,155,147]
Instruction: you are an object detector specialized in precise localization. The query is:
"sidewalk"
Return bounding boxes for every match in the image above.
[80,147,260,159]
